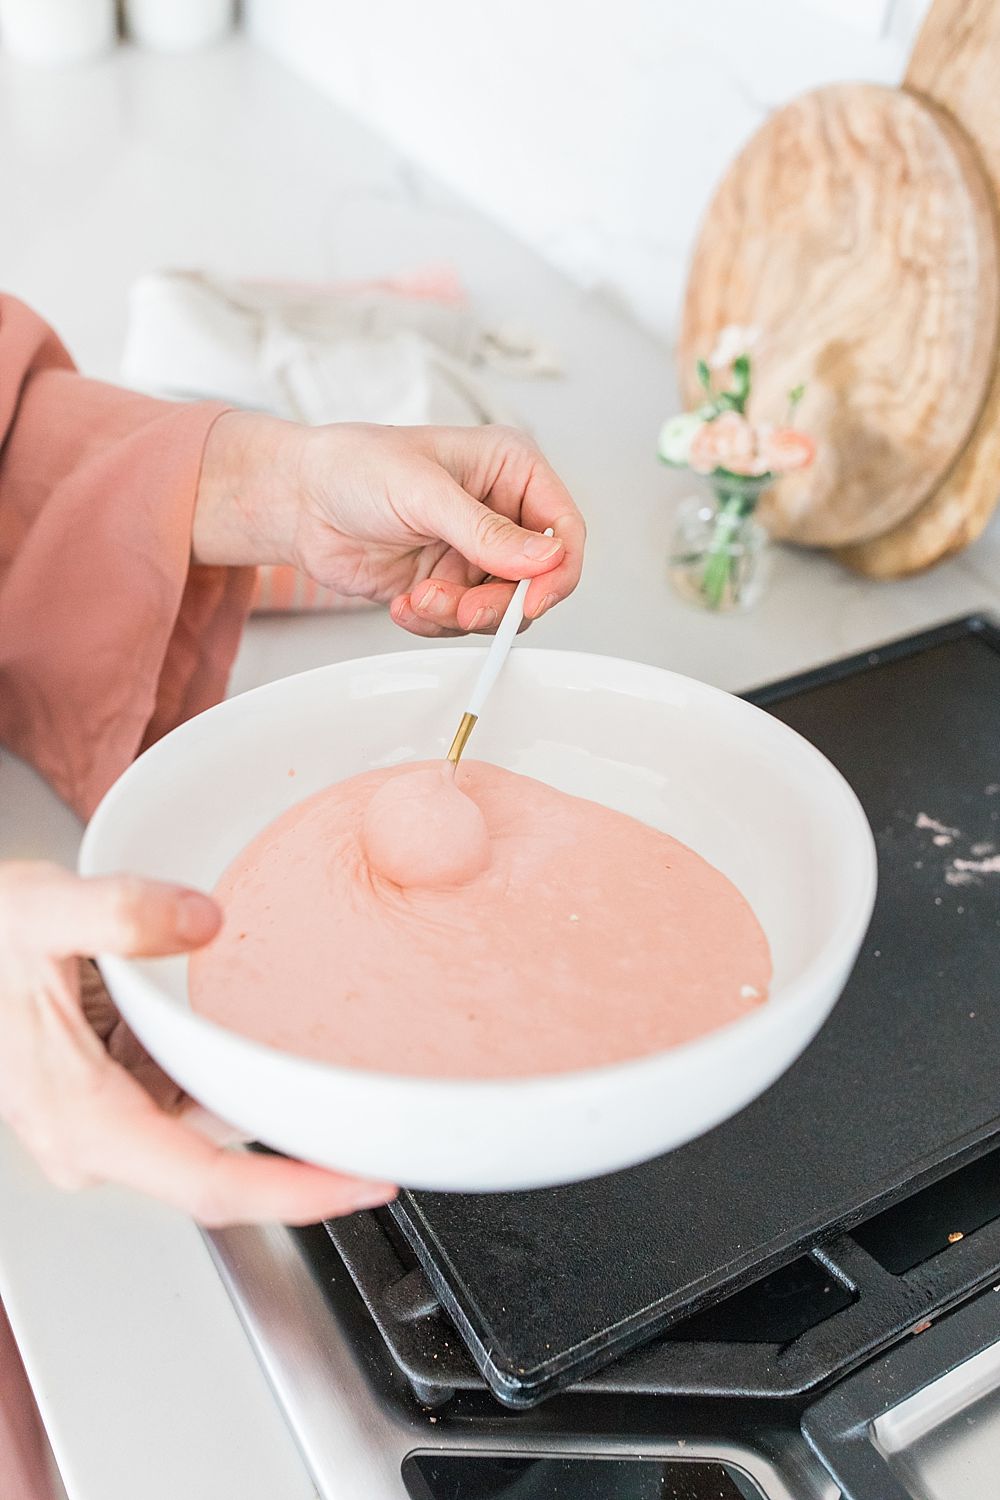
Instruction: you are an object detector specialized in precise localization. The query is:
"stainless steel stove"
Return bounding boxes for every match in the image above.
[204,1214,1000,1500]
[204,1219,837,1500]
[205,619,1000,1500]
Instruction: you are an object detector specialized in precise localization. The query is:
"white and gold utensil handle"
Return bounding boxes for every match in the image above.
[447,527,554,765]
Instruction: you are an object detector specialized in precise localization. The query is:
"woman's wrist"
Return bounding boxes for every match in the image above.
[193,410,304,568]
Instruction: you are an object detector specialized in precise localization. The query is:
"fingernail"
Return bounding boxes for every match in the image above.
[415,584,444,614]
[390,596,410,622]
[469,605,498,631]
[176,891,220,943]
[522,533,562,561]
[352,1182,398,1212]
[532,592,559,620]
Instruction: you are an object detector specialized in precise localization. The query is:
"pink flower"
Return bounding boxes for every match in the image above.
[760,427,815,474]
[688,412,768,477]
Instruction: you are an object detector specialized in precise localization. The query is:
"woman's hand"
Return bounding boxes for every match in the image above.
[194,417,585,637]
[0,863,395,1225]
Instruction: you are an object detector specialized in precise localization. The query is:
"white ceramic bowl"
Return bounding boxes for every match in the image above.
[80,648,876,1192]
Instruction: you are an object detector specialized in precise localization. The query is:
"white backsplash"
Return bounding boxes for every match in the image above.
[246,0,932,343]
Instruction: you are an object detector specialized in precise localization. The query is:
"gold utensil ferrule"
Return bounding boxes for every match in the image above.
[446,711,478,765]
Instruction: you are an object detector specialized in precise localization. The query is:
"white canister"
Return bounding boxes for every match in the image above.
[124,0,234,51]
[0,0,117,65]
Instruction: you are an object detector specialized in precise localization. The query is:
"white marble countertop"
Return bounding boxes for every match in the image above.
[2,33,1000,1500]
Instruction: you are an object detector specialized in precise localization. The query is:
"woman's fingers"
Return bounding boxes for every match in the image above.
[0,863,220,958]
[401,576,521,634]
[16,1025,395,1226]
[523,504,587,620]
[398,527,582,632]
[479,435,585,619]
[454,580,519,632]
[388,595,464,638]
[78,1069,396,1225]
[422,426,585,616]
[0,866,395,1228]
[78,959,187,1113]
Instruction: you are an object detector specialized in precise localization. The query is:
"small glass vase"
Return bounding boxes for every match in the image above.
[668,477,770,613]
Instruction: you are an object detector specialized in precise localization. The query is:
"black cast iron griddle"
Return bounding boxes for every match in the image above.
[389,616,1000,1407]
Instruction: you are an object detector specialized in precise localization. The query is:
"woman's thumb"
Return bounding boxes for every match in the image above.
[419,476,563,580]
[7,864,221,958]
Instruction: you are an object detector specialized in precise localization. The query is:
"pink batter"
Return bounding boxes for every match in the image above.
[189,761,770,1078]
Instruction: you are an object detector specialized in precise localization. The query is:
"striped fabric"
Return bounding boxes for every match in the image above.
[251,565,376,615]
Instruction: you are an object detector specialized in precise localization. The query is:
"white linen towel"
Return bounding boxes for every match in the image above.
[121,266,561,425]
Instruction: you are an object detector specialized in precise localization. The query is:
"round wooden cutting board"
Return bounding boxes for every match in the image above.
[838,0,1000,577]
[678,83,1000,549]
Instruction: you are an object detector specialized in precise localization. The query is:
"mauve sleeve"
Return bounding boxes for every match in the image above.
[0,295,255,818]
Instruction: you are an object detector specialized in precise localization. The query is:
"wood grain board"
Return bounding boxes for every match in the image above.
[678,82,1000,550]
[840,0,1000,577]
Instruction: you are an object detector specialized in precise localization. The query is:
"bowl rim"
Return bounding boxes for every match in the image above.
[81,646,878,1101]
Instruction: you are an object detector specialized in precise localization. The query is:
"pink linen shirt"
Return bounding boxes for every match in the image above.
[0,294,255,1498]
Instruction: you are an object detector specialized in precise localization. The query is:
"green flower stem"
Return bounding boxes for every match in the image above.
[699,477,768,610]
[700,499,743,608]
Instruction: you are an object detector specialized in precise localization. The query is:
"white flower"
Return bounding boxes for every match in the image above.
[708,324,760,370]
[657,411,702,466]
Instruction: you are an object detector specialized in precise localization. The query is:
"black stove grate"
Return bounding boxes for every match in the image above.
[326,1157,1000,1409]
[326,616,1000,1411]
